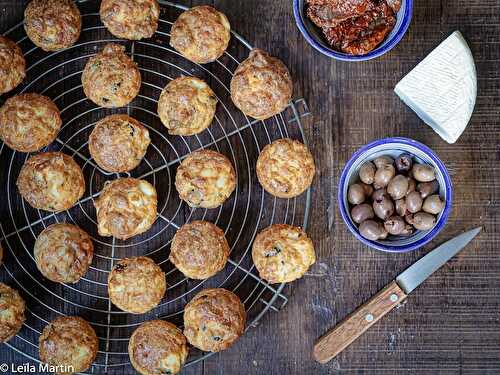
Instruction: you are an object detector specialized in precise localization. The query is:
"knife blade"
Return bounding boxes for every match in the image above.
[313,227,482,364]
[396,227,482,294]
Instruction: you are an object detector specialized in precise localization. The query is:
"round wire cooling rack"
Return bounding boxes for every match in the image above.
[0,1,312,373]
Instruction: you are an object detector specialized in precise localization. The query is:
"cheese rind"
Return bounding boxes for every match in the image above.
[395,31,477,143]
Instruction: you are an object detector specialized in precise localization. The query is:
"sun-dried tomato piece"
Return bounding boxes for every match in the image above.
[306,0,375,28]
[322,2,396,55]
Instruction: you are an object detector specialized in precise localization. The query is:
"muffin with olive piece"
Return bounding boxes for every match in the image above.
[82,43,141,108]
[348,153,444,241]
[0,93,61,153]
[94,178,157,240]
[170,5,230,64]
[175,149,236,209]
[39,316,98,374]
[34,223,93,284]
[257,138,315,199]
[24,0,81,51]
[100,0,160,40]
[252,224,315,284]
[170,220,229,280]
[157,76,217,136]
[129,320,188,375]
[231,49,293,120]
[183,288,245,352]
[0,283,26,343]
[0,35,26,95]
[17,152,85,212]
[89,114,150,173]
[108,256,166,314]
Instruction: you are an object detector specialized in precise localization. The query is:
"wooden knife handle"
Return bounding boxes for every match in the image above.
[313,281,407,364]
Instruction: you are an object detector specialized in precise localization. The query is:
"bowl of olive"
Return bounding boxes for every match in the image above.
[338,137,452,252]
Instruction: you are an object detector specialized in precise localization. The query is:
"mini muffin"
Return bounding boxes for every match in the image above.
[108,256,166,314]
[100,0,160,40]
[170,5,230,64]
[252,224,315,284]
[257,138,315,198]
[0,36,26,95]
[157,76,217,136]
[89,114,150,172]
[129,320,188,375]
[175,149,236,209]
[82,43,141,108]
[230,49,293,120]
[39,316,98,374]
[183,288,245,352]
[0,93,61,152]
[94,178,157,240]
[170,220,229,280]
[34,223,93,284]
[17,152,85,212]
[24,0,82,52]
[0,283,26,343]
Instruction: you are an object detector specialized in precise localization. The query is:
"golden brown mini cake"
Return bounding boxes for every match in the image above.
[129,320,188,375]
[183,288,245,352]
[0,93,61,152]
[157,76,217,136]
[39,316,98,374]
[252,224,315,284]
[94,178,157,240]
[100,0,160,40]
[108,256,166,314]
[16,152,85,212]
[170,220,229,279]
[34,223,93,284]
[256,138,315,198]
[0,36,26,95]
[230,49,293,120]
[89,114,150,173]
[0,283,25,343]
[175,149,236,209]
[24,0,82,52]
[82,43,141,108]
[170,5,230,64]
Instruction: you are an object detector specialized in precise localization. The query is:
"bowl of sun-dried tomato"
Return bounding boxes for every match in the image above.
[293,0,413,61]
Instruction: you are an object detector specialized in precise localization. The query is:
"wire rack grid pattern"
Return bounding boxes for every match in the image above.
[0,1,312,373]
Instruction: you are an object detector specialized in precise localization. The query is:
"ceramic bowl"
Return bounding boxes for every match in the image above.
[293,0,413,61]
[338,137,453,252]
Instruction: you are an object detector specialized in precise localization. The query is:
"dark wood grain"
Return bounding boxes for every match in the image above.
[0,1,499,374]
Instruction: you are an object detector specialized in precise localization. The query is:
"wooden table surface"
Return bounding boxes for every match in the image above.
[1,1,499,374]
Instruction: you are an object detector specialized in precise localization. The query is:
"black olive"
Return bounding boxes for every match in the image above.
[395,153,413,173]
[265,246,281,257]
[115,264,126,272]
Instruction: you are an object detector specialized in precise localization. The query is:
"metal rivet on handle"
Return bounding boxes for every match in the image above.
[390,293,399,302]
[365,313,374,322]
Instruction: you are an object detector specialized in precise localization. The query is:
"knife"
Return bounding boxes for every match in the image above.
[313,227,482,364]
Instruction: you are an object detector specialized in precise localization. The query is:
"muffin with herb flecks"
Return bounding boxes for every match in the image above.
[183,288,245,352]
[0,93,61,152]
[82,43,141,108]
[24,0,82,51]
[108,256,166,314]
[129,320,188,375]
[0,36,26,95]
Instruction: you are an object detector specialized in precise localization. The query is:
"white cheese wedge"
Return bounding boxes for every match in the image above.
[394,31,477,143]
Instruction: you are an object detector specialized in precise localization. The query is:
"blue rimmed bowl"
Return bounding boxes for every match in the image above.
[293,0,413,61]
[338,138,453,253]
